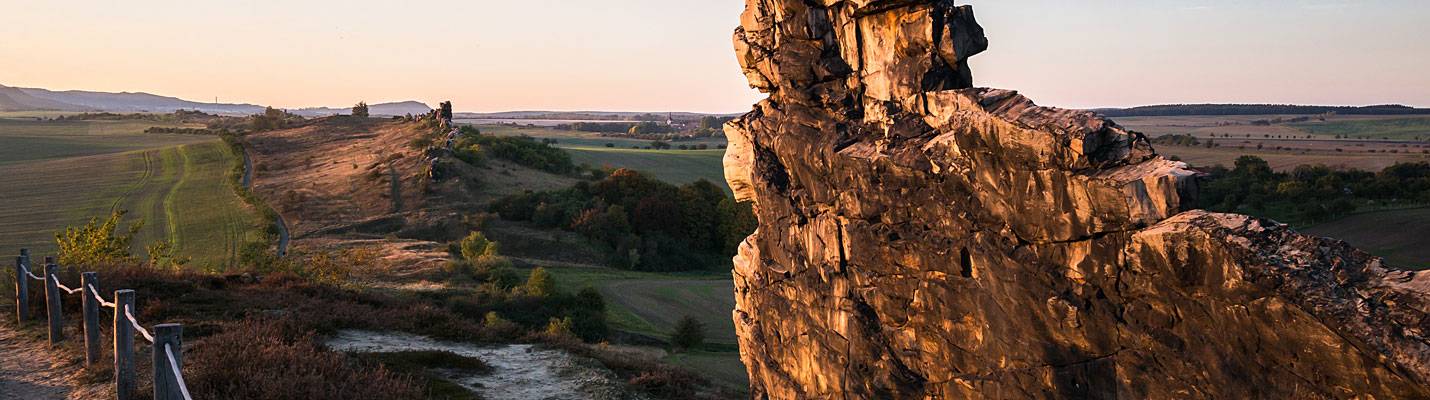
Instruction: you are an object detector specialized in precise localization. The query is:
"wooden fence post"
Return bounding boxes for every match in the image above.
[82,272,101,365]
[44,263,62,345]
[114,289,136,400]
[153,324,183,400]
[14,256,28,324]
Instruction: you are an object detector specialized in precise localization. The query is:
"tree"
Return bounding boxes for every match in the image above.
[717,198,758,255]
[352,102,370,117]
[671,316,705,351]
[459,231,499,263]
[56,210,141,266]
[525,267,556,297]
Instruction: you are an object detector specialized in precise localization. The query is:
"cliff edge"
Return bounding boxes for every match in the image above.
[723,1,1430,398]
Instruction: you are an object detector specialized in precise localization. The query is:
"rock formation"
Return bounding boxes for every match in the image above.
[722,1,1430,398]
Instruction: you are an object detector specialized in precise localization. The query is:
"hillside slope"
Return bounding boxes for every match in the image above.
[245,115,576,275]
[0,85,89,112]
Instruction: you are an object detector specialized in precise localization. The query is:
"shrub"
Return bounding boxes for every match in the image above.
[543,316,576,340]
[459,231,499,263]
[55,210,140,266]
[453,133,574,174]
[525,267,556,297]
[352,102,370,118]
[482,312,522,340]
[670,316,705,351]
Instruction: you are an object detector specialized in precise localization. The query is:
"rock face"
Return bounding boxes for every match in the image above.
[723,1,1430,398]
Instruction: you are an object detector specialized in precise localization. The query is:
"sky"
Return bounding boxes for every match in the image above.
[1,0,1427,113]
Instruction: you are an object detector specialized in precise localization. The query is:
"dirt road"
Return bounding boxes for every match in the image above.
[0,325,73,399]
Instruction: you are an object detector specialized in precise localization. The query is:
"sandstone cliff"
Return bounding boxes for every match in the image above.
[722,1,1430,398]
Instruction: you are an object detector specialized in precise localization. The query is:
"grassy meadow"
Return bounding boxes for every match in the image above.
[1302,207,1430,270]
[0,117,266,268]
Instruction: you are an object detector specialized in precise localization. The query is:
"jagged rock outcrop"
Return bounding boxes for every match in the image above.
[723,1,1430,398]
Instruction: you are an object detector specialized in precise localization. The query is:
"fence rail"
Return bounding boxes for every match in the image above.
[12,248,194,400]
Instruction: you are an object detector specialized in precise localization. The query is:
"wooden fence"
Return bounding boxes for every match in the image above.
[12,248,192,400]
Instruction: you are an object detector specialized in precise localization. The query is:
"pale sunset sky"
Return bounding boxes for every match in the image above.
[1,0,1426,113]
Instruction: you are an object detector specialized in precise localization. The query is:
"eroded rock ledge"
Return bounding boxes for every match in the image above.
[723,1,1430,398]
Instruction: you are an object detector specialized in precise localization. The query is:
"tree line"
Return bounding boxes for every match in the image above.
[1198,156,1430,224]
[1099,104,1430,117]
[489,169,757,272]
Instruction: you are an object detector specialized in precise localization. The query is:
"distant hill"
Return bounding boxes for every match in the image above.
[16,86,266,115]
[290,101,432,117]
[0,85,92,112]
[1,83,430,117]
[1094,104,1430,117]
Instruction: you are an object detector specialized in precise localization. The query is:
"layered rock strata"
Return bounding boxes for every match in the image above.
[723,1,1430,398]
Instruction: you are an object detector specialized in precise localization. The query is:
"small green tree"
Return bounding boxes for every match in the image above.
[145,239,189,269]
[544,316,575,339]
[459,231,499,263]
[352,102,370,118]
[671,315,705,351]
[56,210,141,266]
[525,267,556,297]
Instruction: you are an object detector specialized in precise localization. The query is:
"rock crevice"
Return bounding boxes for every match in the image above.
[724,1,1430,398]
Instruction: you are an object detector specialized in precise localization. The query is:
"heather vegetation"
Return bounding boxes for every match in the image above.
[0,211,721,399]
[1198,156,1430,224]
[489,169,756,271]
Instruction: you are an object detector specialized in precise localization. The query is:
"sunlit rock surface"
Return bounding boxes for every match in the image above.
[723,1,1430,398]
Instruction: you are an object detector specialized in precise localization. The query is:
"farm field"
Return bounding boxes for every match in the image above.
[0,119,214,166]
[1292,117,1430,140]
[1302,207,1430,270]
[0,118,266,268]
[1115,114,1430,139]
[1155,144,1427,171]
[564,146,726,186]
[1114,114,1430,171]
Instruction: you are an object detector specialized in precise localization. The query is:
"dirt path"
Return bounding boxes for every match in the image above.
[0,325,73,399]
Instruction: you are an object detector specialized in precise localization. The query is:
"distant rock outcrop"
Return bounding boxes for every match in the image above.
[723,1,1430,398]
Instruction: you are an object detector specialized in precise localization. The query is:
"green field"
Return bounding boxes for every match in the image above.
[1292,117,1430,140]
[517,265,748,390]
[564,146,727,186]
[0,119,214,166]
[1302,207,1430,269]
[0,118,266,268]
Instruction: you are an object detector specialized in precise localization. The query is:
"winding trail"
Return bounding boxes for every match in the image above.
[0,326,71,399]
[275,212,290,258]
[239,141,288,258]
[242,146,253,189]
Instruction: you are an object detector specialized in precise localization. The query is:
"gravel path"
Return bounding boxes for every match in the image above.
[0,325,73,399]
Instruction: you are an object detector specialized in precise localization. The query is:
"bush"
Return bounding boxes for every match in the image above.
[459,231,499,263]
[482,311,521,339]
[352,102,370,118]
[670,316,705,351]
[453,132,575,174]
[544,316,576,340]
[525,267,556,297]
[55,210,141,266]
